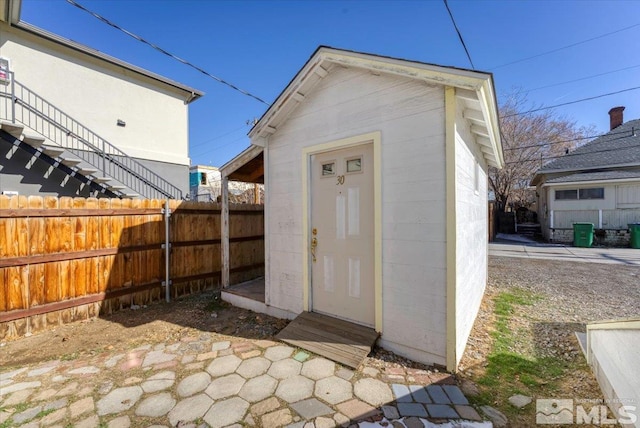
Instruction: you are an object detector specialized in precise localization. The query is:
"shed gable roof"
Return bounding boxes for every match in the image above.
[248,46,503,168]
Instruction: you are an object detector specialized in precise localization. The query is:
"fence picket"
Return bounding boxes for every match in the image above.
[0,196,264,339]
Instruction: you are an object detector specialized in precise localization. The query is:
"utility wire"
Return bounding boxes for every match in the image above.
[504,142,640,165]
[523,64,640,93]
[190,124,248,149]
[66,0,270,106]
[491,22,640,70]
[502,128,635,151]
[443,0,474,69]
[502,86,640,118]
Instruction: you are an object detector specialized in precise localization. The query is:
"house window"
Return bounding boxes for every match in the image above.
[555,189,578,200]
[200,173,207,185]
[579,188,604,199]
[555,188,604,200]
[322,162,336,176]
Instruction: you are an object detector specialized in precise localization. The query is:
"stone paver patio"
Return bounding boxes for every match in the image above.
[0,334,487,427]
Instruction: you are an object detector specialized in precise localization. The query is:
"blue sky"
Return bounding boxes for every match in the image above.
[20,0,640,167]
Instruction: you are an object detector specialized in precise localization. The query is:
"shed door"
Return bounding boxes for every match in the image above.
[310,143,374,327]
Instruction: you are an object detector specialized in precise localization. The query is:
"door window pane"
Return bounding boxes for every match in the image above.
[346,158,362,173]
[322,162,335,176]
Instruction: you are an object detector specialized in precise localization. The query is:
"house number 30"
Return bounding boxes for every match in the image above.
[336,175,345,185]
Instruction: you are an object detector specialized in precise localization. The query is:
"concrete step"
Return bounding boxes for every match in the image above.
[123,193,140,198]
[76,166,98,176]
[108,184,126,191]
[92,176,111,184]
[41,144,65,158]
[21,132,46,149]
[60,156,82,167]
[0,120,25,138]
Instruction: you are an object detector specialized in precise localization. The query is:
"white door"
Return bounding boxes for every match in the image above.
[310,143,374,326]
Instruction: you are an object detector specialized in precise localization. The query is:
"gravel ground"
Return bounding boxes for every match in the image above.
[460,255,640,427]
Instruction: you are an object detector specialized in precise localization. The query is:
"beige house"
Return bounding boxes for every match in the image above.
[0,0,203,199]
[532,107,640,245]
[220,47,503,370]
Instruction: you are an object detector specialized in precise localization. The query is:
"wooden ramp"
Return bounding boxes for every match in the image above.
[276,311,379,369]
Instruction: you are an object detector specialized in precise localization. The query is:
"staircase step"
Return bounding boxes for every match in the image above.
[92,176,111,184]
[123,193,140,199]
[0,120,25,138]
[41,144,65,157]
[76,166,98,176]
[60,157,82,167]
[108,184,126,191]
[21,133,46,148]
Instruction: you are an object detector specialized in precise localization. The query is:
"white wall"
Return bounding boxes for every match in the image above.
[454,102,488,364]
[549,184,616,211]
[263,66,448,365]
[0,24,190,167]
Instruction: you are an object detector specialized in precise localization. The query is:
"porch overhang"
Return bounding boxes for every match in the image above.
[220,145,264,184]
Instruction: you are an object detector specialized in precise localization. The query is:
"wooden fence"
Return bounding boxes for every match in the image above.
[0,196,264,340]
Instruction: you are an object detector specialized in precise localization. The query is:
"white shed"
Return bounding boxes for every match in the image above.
[221,47,503,371]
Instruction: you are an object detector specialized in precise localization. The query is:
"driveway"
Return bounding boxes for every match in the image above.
[489,235,640,266]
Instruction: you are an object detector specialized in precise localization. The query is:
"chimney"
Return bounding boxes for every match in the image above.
[609,106,625,130]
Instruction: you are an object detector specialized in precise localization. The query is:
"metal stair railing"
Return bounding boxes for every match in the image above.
[0,73,183,199]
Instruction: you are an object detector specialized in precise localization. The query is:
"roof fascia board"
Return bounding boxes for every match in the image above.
[475,82,503,168]
[542,177,640,187]
[249,47,502,162]
[320,50,487,91]
[13,21,204,103]
[539,162,640,175]
[220,145,264,178]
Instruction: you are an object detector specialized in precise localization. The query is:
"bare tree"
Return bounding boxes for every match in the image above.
[490,91,594,211]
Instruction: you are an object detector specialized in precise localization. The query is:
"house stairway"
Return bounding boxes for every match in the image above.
[0,75,182,199]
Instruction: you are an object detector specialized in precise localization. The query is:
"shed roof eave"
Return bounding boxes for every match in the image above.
[248,47,503,167]
[220,144,264,178]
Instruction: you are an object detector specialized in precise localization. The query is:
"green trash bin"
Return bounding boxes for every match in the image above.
[573,223,594,248]
[628,223,640,249]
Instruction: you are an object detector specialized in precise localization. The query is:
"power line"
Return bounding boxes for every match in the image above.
[190,124,248,149]
[504,142,640,165]
[502,86,640,118]
[443,0,474,69]
[66,0,270,106]
[502,128,635,151]
[522,64,640,94]
[491,22,640,70]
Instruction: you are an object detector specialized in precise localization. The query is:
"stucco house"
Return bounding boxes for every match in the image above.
[0,0,203,199]
[532,107,640,245]
[219,47,503,371]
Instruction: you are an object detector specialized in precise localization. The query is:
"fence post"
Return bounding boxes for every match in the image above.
[222,176,229,289]
[598,209,603,229]
[163,199,171,302]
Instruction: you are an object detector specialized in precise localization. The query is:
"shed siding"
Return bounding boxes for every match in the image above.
[0,24,190,168]
[265,66,448,364]
[454,103,488,363]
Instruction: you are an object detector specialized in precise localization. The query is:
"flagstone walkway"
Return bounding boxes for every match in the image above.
[0,334,488,427]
